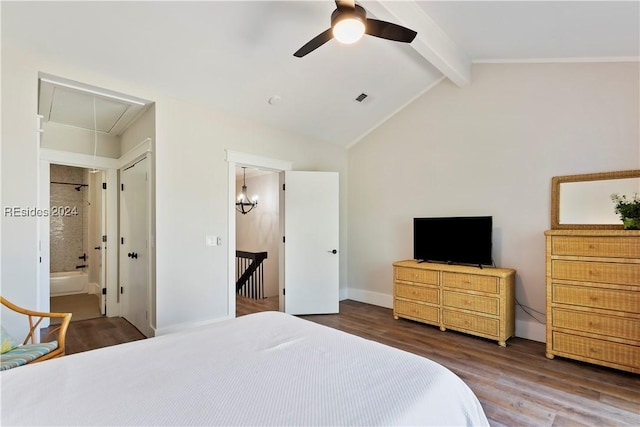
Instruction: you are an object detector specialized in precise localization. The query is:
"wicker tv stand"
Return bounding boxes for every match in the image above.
[393,260,516,346]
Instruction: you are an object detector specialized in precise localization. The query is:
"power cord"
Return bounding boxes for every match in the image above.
[515,298,546,324]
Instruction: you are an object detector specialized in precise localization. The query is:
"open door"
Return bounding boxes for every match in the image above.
[283,171,339,315]
[120,156,152,336]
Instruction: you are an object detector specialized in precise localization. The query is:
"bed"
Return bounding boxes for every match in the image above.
[1,311,489,426]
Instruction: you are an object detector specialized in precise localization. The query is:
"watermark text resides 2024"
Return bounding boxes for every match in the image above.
[3,206,79,217]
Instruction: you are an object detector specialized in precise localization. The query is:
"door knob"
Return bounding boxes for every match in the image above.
[128,252,138,259]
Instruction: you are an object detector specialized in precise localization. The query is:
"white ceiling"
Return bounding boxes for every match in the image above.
[3,1,638,147]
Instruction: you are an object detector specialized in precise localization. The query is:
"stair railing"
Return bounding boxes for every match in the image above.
[235,251,268,299]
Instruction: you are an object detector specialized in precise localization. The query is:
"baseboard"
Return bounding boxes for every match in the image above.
[345,288,393,309]
[86,282,101,295]
[516,318,546,343]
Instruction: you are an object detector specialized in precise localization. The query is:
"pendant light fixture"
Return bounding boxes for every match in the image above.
[236,167,258,215]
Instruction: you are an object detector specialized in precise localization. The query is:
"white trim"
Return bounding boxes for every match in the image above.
[473,57,640,64]
[516,318,546,343]
[119,137,152,168]
[339,287,348,301]
[226,150,293,172]
[154,315,234,336]
[346,288,393,309]
[39,75,148,106]
[347,76,446,149]
[38,153,120,317]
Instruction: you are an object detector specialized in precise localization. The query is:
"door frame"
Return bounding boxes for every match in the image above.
[225,150,292,318]
[39,139,153,318]
[38,149,119,317]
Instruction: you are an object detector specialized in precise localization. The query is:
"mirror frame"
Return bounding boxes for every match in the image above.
[551,169,640,229]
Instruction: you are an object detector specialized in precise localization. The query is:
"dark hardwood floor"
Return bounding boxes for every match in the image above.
[54,316,146,355]
[54,297,638,426]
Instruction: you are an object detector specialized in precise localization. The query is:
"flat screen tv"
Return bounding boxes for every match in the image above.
[413,216,493,267]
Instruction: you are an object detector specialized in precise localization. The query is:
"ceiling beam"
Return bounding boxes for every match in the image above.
[366,1,471,87]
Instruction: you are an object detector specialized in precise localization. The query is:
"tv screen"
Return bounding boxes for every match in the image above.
[413,216,493,266]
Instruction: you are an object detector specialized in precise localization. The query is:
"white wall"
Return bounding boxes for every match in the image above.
[41,122,121,158]
[236,172,279,298]
[347,62,640,342]
[1,44,348,335]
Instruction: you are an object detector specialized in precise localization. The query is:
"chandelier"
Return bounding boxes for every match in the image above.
[236,167,258,215]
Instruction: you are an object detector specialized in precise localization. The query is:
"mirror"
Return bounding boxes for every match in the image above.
[551,170,640,229]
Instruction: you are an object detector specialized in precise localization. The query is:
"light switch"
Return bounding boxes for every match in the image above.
[206,235,218,247]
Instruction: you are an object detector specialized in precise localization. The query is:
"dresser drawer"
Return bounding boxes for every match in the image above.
[442,310,499,337]
[552,331,639,369]
[395,300,439,323]
[551,236,640,258]
[395,283,439,304]
[443,291,499,315]
[442,272,499,294]
[551,260,640,286]
[552,309,639,340]
[552,284,639,313]
[395,267,439,285]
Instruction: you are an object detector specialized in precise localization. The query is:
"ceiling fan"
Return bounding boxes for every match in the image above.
[294,0,417,58]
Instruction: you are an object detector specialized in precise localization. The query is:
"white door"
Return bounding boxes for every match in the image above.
[283,171,339,314]
[120,157,151,336]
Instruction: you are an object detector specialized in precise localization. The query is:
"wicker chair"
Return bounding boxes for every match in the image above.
[1,296,72,370]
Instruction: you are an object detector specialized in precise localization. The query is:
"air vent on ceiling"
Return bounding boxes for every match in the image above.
[355,93,368,103]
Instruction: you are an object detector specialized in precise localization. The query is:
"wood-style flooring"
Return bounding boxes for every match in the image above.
[54,317,146,355]
[56,297,638,426]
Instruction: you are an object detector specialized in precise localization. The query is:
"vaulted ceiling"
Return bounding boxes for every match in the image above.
[2,1,638,147]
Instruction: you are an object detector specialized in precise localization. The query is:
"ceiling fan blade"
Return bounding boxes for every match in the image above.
[365,19,417,43]
[293,28,334,57]
[335,0,355,11]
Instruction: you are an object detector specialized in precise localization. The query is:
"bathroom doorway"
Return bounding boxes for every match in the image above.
[48,164,105,322]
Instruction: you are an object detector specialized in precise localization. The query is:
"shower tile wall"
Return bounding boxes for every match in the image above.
[50,164,88,273]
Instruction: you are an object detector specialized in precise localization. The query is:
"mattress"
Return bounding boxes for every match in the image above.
[1,311,489,426]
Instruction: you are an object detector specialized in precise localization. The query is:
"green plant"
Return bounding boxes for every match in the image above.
[610,193,640,219]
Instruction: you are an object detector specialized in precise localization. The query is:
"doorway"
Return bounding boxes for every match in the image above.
[235,167,280,314]
[48,164,105,322]
[226,151,340,318]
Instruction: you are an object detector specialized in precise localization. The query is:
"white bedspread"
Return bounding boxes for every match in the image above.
[1,311,488,426]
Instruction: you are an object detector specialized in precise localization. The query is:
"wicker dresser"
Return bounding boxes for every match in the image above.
[545,230,640,373]
[393,260,516,346]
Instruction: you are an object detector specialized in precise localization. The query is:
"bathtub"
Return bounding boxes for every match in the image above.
[50,270,89,296]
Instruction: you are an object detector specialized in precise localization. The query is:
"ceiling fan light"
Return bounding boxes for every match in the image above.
[333,18,365,44]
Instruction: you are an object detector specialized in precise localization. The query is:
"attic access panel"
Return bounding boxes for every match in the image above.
[38,75,151,136]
